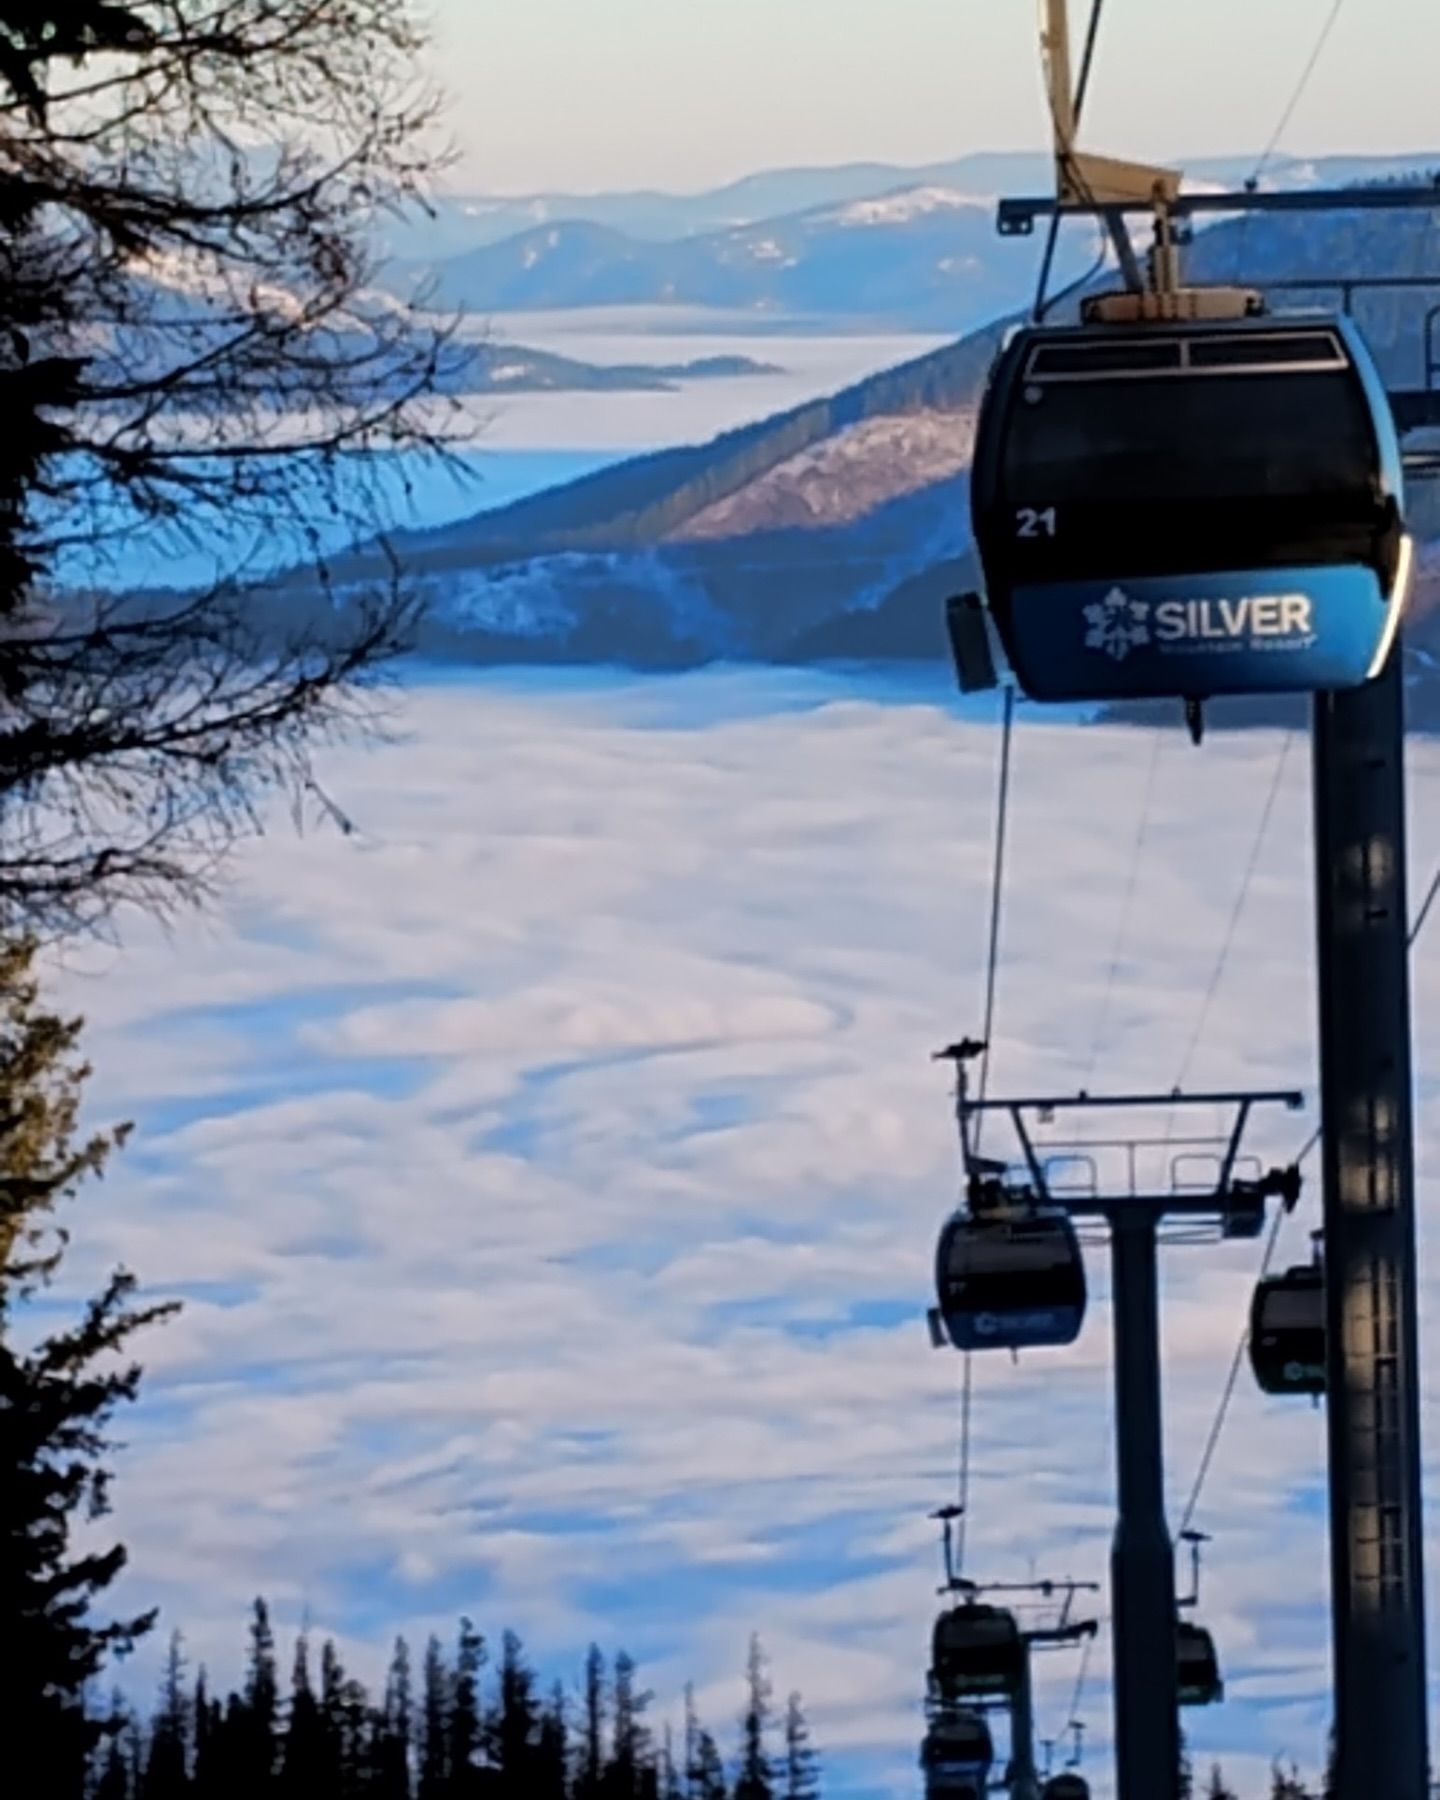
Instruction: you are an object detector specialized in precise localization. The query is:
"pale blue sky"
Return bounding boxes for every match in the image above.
[430,0,1440,193]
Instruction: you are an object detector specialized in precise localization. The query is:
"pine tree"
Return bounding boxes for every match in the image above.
[535,1681,570,1800]
[94,1695,136,1800]
[733,1637,774,1800]
[124,1713,150,1800]
[335,1670,377,1798]
[281,1632,328,1796]
[238,1599,281,1795]
[606,1651,656,1798]
[0,941,177,1796]
[660,1725,684,1800]
[492,1629,542,1795]
[375,1636,414,1800]
[320,1639,349,1786]
[1205,1766,1239,1800]
[448,1619,486,1794]
[190,1671,227,1800]
[210,1694,254,1800]
[693,1730,729,1800]
[141,1632,190,1800]
[780,1694,819,1800]
[418,1636,451,1800]
[578,1645,607,1800]
[1271,1762,1315,1799]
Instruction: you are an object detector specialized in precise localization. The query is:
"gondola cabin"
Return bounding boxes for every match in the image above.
[1176,1621,1224,1707]
[921,1709,994,1799]
[1249,1263,1325,1396]
[933,1207,1086,1351]
[970,311,1412,703]
[1042,1776,1092,1800]
[931,1604,1025,1701]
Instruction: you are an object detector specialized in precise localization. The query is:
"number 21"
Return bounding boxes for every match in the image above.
[1016,506,1057,538]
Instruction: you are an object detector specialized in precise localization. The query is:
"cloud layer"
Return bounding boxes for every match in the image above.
[41,668,1440,1798]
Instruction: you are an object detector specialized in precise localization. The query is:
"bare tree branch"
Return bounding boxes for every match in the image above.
[0,2,468,934]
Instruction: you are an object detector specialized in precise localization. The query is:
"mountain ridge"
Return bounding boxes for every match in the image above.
[386,151,1440,256]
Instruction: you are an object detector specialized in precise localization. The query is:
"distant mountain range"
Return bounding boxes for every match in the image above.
[377,152,1440,331]
[385,192,1053,335]
[383,151,1440,255]
[251,189,1440,725]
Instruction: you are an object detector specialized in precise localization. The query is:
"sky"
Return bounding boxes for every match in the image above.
[40,668,1440,1798]
[431,0,1440,194]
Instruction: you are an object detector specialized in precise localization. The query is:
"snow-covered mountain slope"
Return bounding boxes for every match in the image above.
[670,408,977,540]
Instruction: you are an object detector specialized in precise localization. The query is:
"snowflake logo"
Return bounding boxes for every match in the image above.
[1083,586,1151,662]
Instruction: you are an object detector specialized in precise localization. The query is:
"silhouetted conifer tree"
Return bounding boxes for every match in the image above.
[1205,1767,1239,1800]
[190,1672,226,1800]
[733,1637,773,1800]
[531,1681,569,1800]
[780,1694,819,1800]
[683,1686,730,1800]
[606,1650,656,1799]
[578,1645,607,1800]
[334,1665,377,1798]
[683,1687,701,1800]
[281,1632,327,1797]
[1271,1763,1315,1799]
[692,1730,729,1800]
[489,1629,543,1795]
[1,941,176,1798]
[236,1600,280,1794]
[93,1694,135,1800]
[123,1712,149,1800]
[418,1636,451,1800]
[141,1633,190,1800]
[448,1619,486,1793]
[320,1639,349,1787]
[375,1636,414,1800]
[660,1725,684,1800]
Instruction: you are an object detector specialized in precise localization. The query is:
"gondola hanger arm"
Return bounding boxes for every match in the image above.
[1041,0,1179,214]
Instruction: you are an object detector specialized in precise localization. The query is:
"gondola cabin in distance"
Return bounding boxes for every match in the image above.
[969,303,1414,703]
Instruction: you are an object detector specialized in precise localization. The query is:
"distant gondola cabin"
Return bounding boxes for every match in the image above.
[1249,1263,1325,1396]
[920,1708,995,1793]
[934,1207,1086,1351]
[1176,1621,1224,1707]
[931,1604,1025,1700]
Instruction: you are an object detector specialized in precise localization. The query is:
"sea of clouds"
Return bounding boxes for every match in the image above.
[38,667,1440,1799]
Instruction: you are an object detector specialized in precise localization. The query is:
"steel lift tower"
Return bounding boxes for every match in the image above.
[942,1065,1301,1800]
[964,8,1437,1795]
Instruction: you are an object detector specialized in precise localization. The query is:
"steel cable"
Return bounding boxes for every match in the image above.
[1177,849,1440,1532]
